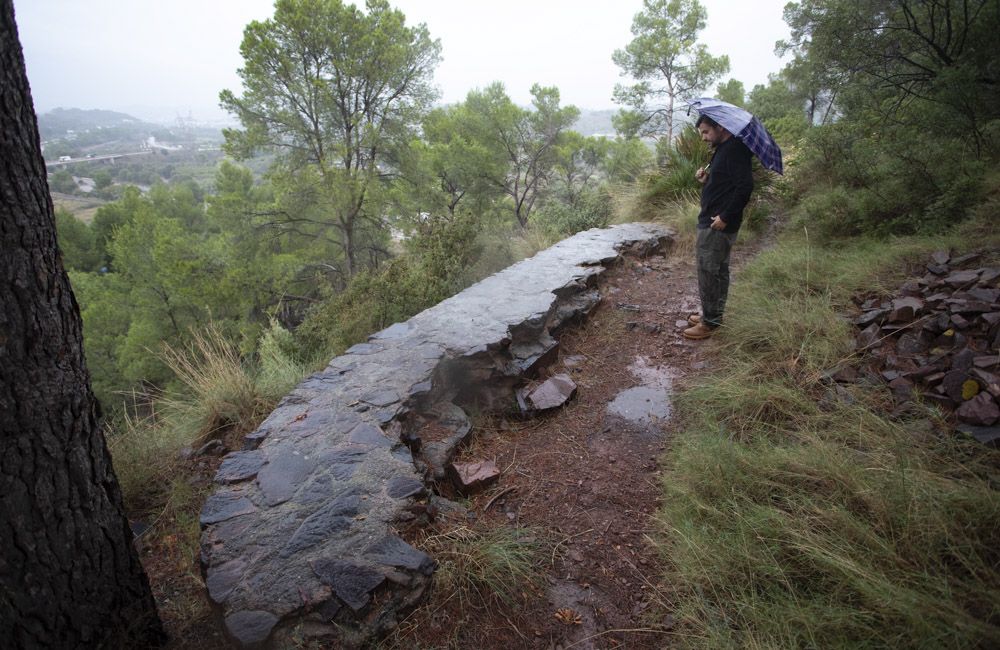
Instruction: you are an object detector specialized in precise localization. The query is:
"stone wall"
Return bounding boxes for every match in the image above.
[198,223,673,647]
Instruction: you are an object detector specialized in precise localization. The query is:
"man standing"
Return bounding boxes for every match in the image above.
[683,114,754,340]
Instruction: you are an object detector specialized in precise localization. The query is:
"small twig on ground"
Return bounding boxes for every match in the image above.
[502,446,518,474]
[484,487,516,511]
[551,528,594,566]
[503,614,527,641]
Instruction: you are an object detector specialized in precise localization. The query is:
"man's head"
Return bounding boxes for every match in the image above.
[696,115,730,146]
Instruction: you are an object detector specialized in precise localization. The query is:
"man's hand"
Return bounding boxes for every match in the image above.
[710,215,726,231]
[695,166,708,184]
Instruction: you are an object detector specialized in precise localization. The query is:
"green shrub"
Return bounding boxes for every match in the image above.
[532,188,612,239]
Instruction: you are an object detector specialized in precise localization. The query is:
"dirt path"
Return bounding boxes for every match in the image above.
[146,226,767,649]
[387,234,764,649]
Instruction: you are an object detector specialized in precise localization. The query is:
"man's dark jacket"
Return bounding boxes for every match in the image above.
[698,136,754,234]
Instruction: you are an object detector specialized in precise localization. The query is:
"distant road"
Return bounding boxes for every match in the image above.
[45,150,152,167]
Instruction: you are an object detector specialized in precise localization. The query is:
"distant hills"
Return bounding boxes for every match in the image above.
[37,106,620,144]
[37,108,153,139]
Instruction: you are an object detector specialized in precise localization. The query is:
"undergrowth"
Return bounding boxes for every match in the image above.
[380,525,547,649]
[106,321,309,645]
[658,224,1000,648]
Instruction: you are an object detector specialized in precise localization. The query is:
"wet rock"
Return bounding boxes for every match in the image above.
[972,373,1000,401]
[896,333,925,356]
[943,270,980,288]
[347,423,392,448]
[386,475,425,499]
[858,323,881,349]
[215,451,266,485]
[367,535,434,574]
[256,452,314,507]
[889,296,924,322]
[941,370,976,403]
[448,459,500,494]
[224,610,279,648]
[855,308,888,327]
[311,559,385,612]
[525,374,578,411]
[967,287,999,303]
[950,252,981,266]
[955,393,999,426]
[511,333,560,375]
[200,491,257,526]
[282,494,361,557]
[952,348,976,372]
[889,377,915,402]
[207,558,248,604]
[361,389,400,408]
[979,268,1000,285]
[956,423,1000,447]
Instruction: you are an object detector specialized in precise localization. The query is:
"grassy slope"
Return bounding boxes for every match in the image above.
[656,220,1000,648]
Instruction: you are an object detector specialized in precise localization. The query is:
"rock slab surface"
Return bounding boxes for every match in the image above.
[198,223,673,646]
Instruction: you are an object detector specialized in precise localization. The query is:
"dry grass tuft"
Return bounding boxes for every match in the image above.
[657,230,1000,648]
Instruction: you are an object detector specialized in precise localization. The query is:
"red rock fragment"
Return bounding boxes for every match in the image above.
[889,377,914,402]
[448,460,500,495]
[930,250,950,265]
[889,296,924,323]
[526,373,578,411]
[943,270,980,288]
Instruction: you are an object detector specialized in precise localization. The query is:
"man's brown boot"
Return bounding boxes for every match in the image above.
[682,322,714,340]
[687,313,702,325]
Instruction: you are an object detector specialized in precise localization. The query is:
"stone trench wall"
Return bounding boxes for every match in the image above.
[198,223,674,648]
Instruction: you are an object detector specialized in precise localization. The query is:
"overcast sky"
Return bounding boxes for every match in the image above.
[13,0,792,123]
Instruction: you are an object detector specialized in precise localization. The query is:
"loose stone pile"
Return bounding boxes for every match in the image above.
[198,224,673,647]
[848,249,1000,444]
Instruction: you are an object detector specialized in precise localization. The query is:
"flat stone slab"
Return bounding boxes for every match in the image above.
[526,373,578,410]
[199,223,672,647]
[448,459,501,494]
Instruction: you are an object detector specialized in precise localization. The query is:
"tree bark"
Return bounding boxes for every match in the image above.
[0,1,165,647]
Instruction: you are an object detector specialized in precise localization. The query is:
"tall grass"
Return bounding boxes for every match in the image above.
[108,321,307,513]
[420,526,546,610]
[657,228,1000,648]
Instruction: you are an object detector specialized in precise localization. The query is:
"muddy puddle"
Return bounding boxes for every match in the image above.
[606,356,676,426]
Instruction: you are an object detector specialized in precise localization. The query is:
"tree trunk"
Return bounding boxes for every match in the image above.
[0,1,165,647]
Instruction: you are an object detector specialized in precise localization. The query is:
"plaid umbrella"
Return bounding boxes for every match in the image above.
[686,97,783,175]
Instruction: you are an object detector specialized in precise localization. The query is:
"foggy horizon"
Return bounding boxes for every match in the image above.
[14,0,792,125]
